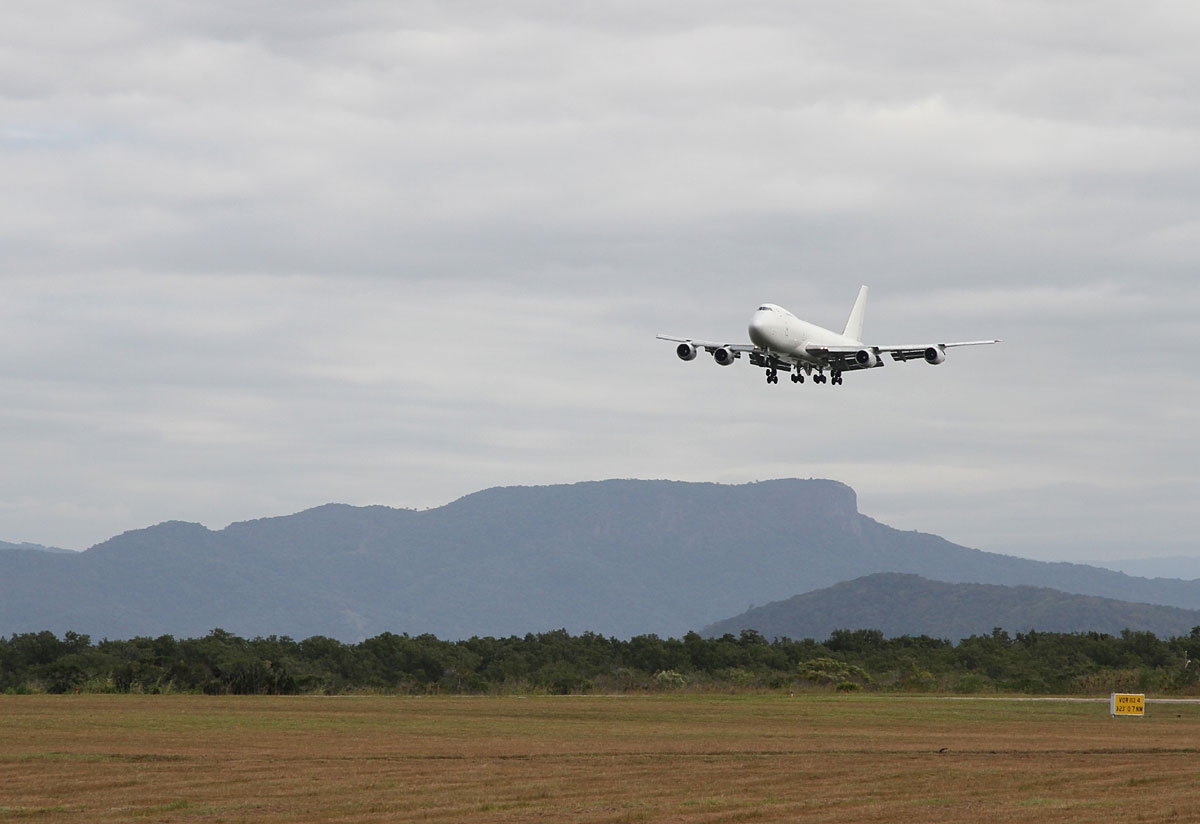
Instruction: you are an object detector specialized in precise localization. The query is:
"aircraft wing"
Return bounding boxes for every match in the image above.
[872,340,1002,362]
[652,333,753,350]
[656,335,757,353]
[656,334,759,368]
[808,339,1002,369]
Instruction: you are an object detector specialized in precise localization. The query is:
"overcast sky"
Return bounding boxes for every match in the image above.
[2,1,1198,564]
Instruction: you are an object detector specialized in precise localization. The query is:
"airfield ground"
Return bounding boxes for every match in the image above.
[1,693,1197,822]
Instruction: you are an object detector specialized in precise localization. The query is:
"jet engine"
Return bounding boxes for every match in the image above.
[712,347,737,366]
[854,349,879,368]
[924,346,946,365]
[675,342,698,361]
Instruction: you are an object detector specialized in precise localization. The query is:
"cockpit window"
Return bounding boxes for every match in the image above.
[757,305,773,312]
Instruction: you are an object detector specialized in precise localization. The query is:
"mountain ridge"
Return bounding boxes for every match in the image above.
[0,539,74,554]
[2,478,1198,641]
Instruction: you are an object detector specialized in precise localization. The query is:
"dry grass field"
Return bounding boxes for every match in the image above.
[1,693,1198,822]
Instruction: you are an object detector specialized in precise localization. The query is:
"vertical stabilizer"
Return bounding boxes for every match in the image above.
[843,285,869,342]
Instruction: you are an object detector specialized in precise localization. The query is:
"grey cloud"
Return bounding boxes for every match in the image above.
[1,2,1197,563]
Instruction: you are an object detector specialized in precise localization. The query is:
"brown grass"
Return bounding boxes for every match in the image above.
[1,694,1197,822]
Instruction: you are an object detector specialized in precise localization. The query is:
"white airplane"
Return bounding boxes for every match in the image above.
[658,286,1000,385]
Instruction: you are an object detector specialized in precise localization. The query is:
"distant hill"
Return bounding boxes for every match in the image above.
[703,573,1200,641]
[1085,556,1200,581]
[0,540,73,554]
[3,479,1200,641]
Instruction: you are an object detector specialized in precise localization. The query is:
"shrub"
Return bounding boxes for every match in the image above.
[653,669,687,690]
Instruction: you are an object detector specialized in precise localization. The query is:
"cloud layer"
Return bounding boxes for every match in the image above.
[2,2,1198,562]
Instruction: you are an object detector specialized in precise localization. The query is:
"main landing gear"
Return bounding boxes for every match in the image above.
[769,368,842,386]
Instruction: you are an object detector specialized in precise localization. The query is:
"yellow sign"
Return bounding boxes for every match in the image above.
[1111,693,1145,716]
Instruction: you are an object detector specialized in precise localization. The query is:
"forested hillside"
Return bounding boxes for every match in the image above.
[704,574,1200,641]
[3,626,1197,697]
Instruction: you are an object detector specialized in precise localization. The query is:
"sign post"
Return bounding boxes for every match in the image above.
[1110,693,1145,717]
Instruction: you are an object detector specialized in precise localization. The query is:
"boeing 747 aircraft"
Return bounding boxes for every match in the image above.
[658,286,1000,385]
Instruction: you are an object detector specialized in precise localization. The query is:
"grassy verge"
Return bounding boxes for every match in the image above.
[1,694,1196,822]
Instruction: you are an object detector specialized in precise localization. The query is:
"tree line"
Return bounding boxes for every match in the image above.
[2,626,1198,696]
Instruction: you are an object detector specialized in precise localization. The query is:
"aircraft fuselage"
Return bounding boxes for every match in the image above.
[747,304,860,367]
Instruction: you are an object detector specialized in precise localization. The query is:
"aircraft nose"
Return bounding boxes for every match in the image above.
[748,311,770,347]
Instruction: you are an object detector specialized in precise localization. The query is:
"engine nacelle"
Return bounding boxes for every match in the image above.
[675,342,698,361]
[924,346,946,365]
[854,349,879,368]
[712,347,737,366]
